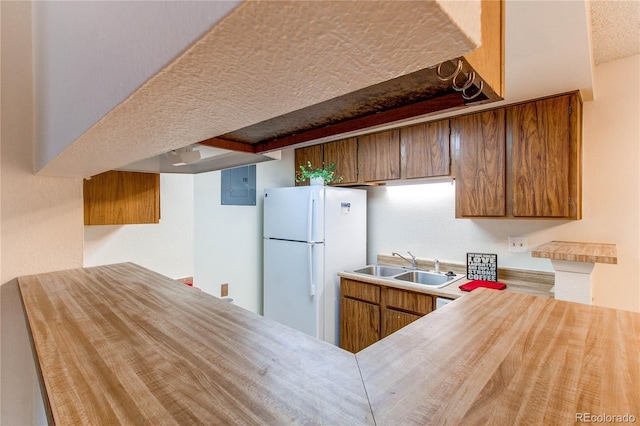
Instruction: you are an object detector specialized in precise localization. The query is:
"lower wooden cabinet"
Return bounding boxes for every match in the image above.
[340,297,380,353]
[382,309,422,338]
[340,278,434,352]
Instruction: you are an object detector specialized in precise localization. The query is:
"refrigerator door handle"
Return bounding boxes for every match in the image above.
[308,243,315,297]
[307,190,315,243]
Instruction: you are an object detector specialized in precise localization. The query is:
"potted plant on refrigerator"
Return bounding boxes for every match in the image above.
[295,161,343,185]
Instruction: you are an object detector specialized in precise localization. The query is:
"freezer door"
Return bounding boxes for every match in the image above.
[263,187,324,242]
[263,238,324,339]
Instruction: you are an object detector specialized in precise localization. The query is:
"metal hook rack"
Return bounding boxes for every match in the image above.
[435,59,484,101]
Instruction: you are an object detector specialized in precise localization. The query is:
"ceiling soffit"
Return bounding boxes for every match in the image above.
[38,0,482,178]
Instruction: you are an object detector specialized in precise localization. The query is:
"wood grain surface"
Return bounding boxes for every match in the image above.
[83,171,160,225]
[294,144,324,186]
[341,278,380,304]
[384,287,433,315]
[20,263,636,425]
[381,309,421,338]
[453,108,506,217]
[463,0,504,99]
[357,288,640,425]
[358,129,401,182]
[532,241,618,264]
[401,120,450,179]
[18,263,373,425]
[323,138,358,185]
[340,297,380,353]
[510,95,571,217]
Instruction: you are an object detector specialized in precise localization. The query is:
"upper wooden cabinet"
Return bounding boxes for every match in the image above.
[292,91,581,221]
[358,130,401,183]
[324,138,358,185]
[294,139,357,186]
[401,120,451,179]
[84,171,160,225]
[295,124,450,186]
[508,94,581,218]
[294,145,324,186]
[453,92,582,219]
[452,109,506,217]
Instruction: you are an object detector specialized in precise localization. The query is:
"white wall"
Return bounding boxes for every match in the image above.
[84,174,195,279]
[366,54,640,313]
[1,2,85,424]
[584,54,639,312]
[366,182,559,270]
[194,151,293,313]
[32,1,240,172]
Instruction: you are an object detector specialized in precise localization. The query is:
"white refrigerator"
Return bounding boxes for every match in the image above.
[263,186,366,346]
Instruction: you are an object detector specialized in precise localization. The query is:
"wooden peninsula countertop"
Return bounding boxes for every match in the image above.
[19,263,639,425]
[357,289,639,424]
[531,240,618,264]
[18,263,373,425]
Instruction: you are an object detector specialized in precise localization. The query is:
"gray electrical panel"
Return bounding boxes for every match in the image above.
[221,165,256,206]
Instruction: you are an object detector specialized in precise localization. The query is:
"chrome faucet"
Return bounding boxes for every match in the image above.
[392,251,417,269]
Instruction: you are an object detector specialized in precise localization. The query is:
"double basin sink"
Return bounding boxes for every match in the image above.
[351,265,465,289]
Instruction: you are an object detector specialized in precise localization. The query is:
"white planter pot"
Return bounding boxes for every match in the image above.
[310,177,325,186]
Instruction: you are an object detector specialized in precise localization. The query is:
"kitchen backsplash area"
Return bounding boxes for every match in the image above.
[365,181,575,274]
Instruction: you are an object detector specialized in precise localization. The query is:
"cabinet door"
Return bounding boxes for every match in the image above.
[84,171,160,225]
[358,130,400,182]
[294,145,324,186]
[509,95,572,217]
[324,138,358,185]
[401,120,450,179]
[453,109,506,217]
[382,309,422,338]
[340,297,380,353]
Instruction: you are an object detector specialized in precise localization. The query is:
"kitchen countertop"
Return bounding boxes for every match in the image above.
[531,240,618,264]
[337,269,552,299]
[338,269,471,299]
[18,263,373,425]
[338,253,555,299]
[357,288,640,424]
[19,263,639,424]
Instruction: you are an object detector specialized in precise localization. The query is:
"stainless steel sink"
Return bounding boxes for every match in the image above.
[352,265,407,277]
[350,264,465,289]
[393,270,465,288]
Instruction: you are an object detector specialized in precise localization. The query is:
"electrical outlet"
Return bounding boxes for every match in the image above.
[508,236,528,253]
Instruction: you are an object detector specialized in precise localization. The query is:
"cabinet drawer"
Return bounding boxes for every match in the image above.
[341,279,380,304]
[385,288,433,315]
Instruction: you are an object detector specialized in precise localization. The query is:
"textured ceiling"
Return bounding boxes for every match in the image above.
[38,0,481,178]
[41,0,634,178]
[590,0,640,65]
